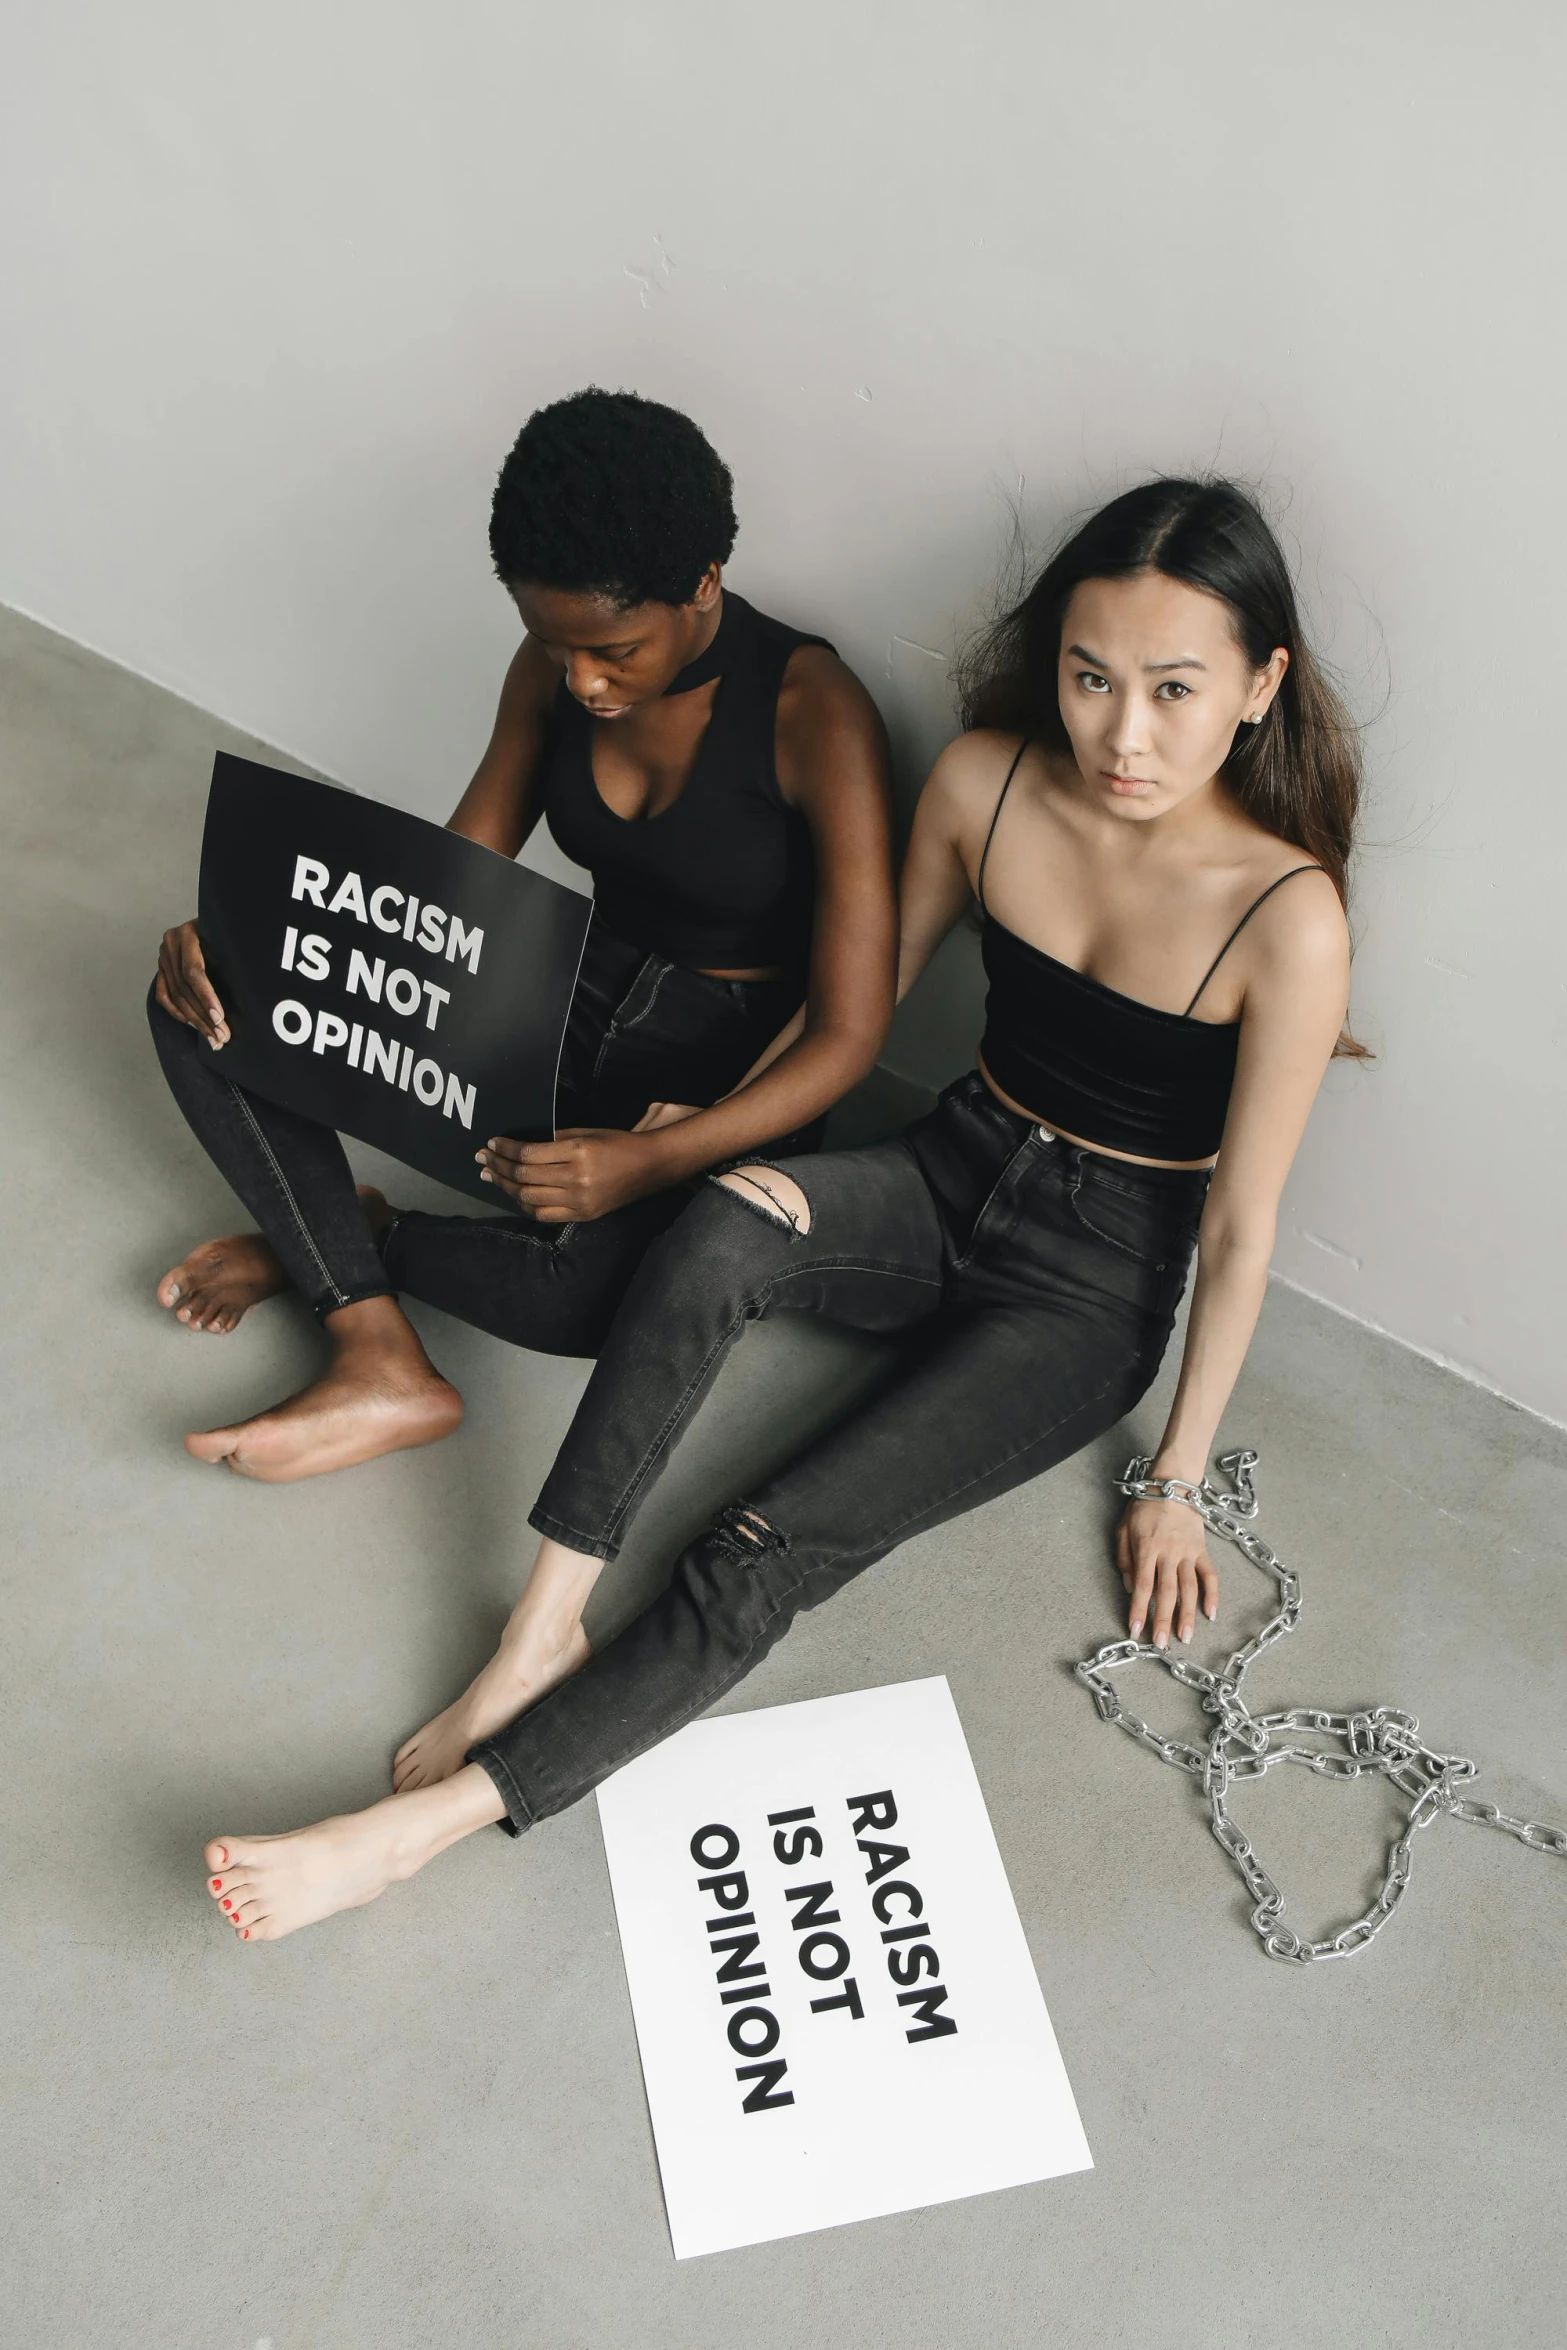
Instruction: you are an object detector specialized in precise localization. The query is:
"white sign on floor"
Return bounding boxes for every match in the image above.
[595,1675,1093,2258]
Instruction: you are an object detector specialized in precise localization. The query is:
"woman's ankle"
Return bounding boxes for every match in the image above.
[499,1597,589,1668]
[501,1538,607,1660]
[392,1764,508,1869]
[322,1293,424,1356]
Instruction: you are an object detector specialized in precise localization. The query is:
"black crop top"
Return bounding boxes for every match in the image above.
[542,591,830,973]
[976,742,1321,1160]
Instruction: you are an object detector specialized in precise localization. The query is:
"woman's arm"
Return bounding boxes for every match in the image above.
[1120,873,1350,1649]
[492,648,898,1222]
[892,736,990,1003]
[631,732,987,1123]
[445,637,558,855]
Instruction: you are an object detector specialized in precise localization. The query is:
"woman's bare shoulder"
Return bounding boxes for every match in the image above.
[1218,799,1345,929]
[1238,857,1349,986]
[922,728,1038,818]
[774,643,890,775]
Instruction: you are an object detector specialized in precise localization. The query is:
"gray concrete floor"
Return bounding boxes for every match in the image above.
[2,601,1563,2350]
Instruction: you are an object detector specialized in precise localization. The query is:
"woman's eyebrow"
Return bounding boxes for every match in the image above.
[1065,642,1208,673]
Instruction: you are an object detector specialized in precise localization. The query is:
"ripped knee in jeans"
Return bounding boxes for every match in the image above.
[710,1164,812,1236]
[713,1503,787,1558]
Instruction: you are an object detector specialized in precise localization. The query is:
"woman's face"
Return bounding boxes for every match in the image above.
[1055,570,1287,822]
[511,563,722,719]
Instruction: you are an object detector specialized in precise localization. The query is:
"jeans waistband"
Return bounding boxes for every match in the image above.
[938,1070,1211,1202]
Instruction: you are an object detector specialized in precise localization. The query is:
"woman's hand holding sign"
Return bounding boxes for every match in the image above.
[477,1128,689,1222]
[156,920,230,1048]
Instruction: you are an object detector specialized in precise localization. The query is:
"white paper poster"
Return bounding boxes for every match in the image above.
[595,1676,1093,2258]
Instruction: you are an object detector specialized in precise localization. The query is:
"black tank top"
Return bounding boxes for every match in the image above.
[976,741,1322,1160]
[542,591,831,972]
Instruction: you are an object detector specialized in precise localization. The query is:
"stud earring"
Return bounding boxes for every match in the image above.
[1247,713,1264,725]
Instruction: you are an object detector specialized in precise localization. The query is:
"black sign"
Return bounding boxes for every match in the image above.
[197,754,593,1201]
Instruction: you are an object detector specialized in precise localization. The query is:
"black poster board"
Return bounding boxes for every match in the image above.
[197,754,593,1202]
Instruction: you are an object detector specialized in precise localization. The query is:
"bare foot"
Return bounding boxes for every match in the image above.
[157,1187,394,1334]
[204,1766,505,1942]
[157,1233,288,1334]
[393,1618,591,1792]
[184,1296,462,1481]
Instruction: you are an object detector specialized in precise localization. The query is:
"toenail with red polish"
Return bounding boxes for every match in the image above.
[222,1899,232,1909]
[210,1877,221,1889]
[242,1929,250,1938]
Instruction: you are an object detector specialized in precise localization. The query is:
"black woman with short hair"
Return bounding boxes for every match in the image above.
[194,478,1365,1944]
[151,388,896,1488]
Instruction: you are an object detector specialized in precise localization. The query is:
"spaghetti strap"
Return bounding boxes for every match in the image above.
[1183,865,1324,1015]
[976,738,1030,913]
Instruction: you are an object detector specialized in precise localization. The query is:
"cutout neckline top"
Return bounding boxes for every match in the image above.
[584,629,731,832]
[975,739,1322,1158]
[660,591,738,696]
[580,593,748,835]
[542,592,833,973]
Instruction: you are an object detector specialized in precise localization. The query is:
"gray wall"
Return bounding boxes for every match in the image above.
[3,1,1563,1420]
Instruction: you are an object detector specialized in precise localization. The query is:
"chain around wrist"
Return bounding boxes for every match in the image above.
[1114,1448,1261,1522]
[1125,1478,1205,1511]
[1148,1454,1207,1485]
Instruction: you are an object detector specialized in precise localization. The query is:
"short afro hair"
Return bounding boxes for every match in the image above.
[489,387,738,608]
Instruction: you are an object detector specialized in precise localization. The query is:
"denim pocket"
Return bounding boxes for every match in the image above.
[1066,1162,1179,1270]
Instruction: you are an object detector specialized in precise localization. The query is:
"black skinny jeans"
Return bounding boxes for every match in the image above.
[149,917,816,1358]
[471,1071,1209,1831]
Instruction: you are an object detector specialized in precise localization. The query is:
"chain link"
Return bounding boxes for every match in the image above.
[1075,1448,1567,1962]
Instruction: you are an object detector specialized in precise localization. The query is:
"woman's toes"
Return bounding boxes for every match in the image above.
[205,1839,232,1873]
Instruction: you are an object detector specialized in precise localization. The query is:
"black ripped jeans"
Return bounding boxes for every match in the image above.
[149,916,816,1357]
[470,1071,1208,1830]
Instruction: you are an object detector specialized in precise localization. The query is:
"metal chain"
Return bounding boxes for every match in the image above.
[1075,1448,1567,1963]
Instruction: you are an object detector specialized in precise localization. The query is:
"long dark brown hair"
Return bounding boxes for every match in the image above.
[956,477,1367,1053]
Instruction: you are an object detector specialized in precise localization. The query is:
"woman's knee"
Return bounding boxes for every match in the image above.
[673,1506,803,1651]
[710,1163,813,1237]
[626,1172,800,1315]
